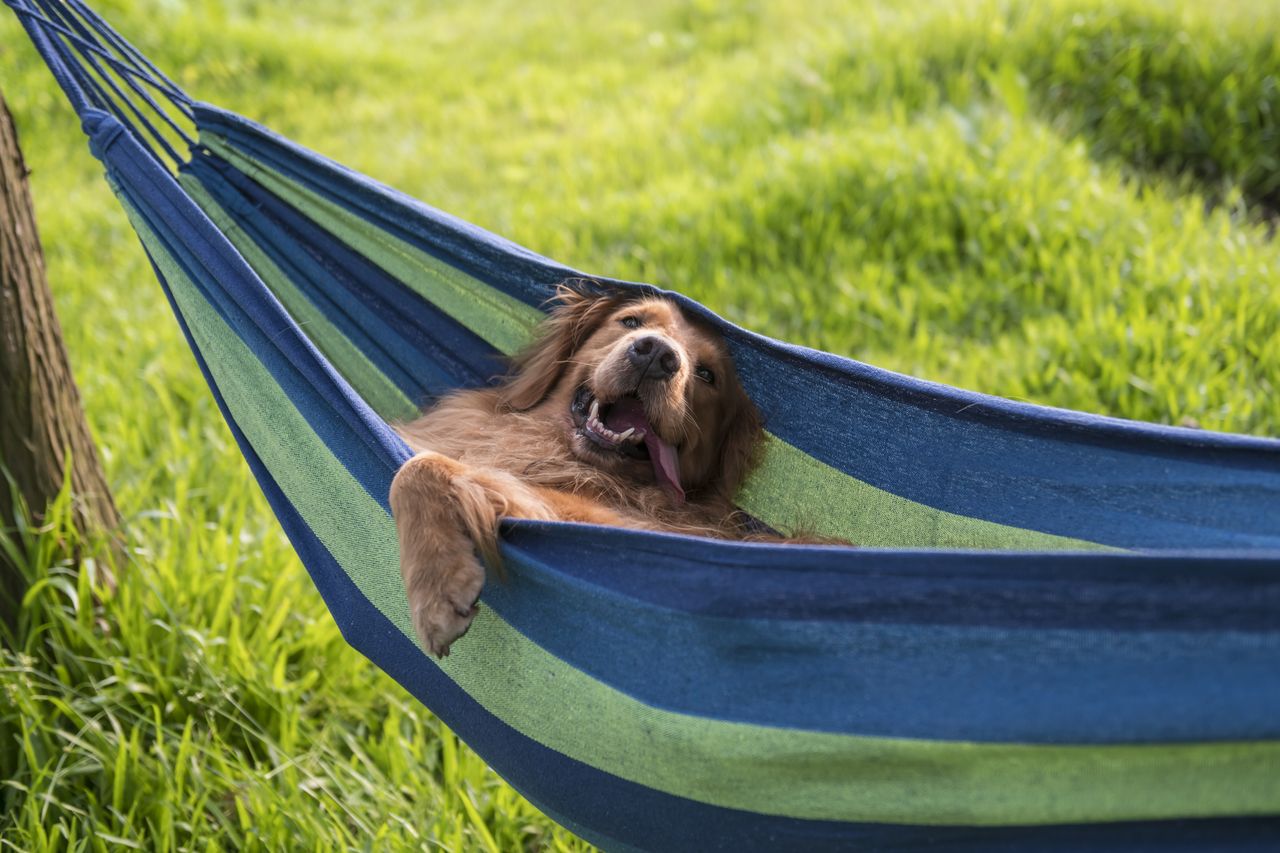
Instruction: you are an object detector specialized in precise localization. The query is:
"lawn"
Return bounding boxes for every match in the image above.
[2,0,1279,848]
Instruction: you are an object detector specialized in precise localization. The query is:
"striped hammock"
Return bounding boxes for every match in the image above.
[11,1,1280,849]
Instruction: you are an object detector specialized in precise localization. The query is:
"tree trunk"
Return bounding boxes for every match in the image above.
[0,89,121,634]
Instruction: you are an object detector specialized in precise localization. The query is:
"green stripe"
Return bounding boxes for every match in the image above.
[199,132,543,356]
[739,434,1109,550]
[179,175,419,423]
[117,194,1280,827]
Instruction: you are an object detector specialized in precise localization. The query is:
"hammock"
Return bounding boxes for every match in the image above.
[11,1,1280,848]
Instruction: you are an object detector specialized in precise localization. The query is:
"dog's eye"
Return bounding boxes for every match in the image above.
[619,316,642,329]
[695,366,716,385]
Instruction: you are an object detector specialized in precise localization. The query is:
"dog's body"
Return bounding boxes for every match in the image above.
[391,284,773,657]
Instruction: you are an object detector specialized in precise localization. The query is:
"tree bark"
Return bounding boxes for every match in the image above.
[0,89,121,633]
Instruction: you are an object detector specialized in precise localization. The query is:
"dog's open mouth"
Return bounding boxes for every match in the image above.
[571,387,684,502]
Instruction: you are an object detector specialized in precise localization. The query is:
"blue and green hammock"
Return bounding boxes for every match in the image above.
[11,1,1280,849]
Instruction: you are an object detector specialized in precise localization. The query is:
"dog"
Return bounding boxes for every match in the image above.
[391,281,784,657]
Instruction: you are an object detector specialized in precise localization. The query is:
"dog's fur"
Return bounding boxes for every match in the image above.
[391,282,781,657]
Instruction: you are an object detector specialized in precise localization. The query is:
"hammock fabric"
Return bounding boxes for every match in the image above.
[12,1,1280,849]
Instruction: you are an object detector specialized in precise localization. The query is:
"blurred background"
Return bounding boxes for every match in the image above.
[2,0,1278,848]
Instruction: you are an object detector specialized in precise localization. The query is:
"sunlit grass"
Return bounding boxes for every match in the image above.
[1,0,1278,848]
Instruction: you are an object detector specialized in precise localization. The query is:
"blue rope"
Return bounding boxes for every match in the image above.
[66,0,192,109]
[37,5,183,163]
[11,1,95,115]
[8,0,194,168]
[43,0,193,122]
[16,2,191,111]
[32,0,191,164]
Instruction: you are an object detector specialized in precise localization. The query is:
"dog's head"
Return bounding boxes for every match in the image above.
[498,283,761,504]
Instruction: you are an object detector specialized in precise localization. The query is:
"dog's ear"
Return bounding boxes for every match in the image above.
[710,381,765,502]
[498,283,624,411]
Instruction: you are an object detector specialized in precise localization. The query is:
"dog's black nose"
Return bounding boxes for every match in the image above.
[627,335,680,380]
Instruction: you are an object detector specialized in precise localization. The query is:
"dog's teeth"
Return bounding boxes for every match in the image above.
[617,427,635,441]
[589,399,600,421]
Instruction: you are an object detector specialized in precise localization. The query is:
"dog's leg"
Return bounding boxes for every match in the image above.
[390,451,555,658]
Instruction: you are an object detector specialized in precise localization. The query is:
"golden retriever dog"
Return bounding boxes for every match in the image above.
[391,281,777,657]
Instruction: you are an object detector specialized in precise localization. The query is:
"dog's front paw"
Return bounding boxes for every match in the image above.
[391,451,513,658]
[405,547,485,658]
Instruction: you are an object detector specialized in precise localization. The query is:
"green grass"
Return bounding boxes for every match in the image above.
[2,0,1279,848]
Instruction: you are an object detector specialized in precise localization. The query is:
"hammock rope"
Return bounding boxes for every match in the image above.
[11,1,1280,848]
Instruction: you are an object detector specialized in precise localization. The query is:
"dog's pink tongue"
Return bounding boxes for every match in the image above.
[604,399,685,503]
[645,436,684,504]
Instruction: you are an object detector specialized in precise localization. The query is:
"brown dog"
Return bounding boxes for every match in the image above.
[391,282,770,657]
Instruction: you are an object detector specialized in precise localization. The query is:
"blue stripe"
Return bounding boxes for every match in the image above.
[183,154,436,403]
[726,314,1280,551]
[502,523,1280,630]
[488,523,1280,743]
[184,150,504,398]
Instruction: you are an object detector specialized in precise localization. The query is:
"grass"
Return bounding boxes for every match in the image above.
[2,0,1279,848]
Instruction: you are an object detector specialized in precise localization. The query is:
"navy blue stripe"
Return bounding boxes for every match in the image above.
[488,523,1280,742]
[501,522,1280,630]
[185,150,504,398]
[210,154,503,391]
[723,322,1280,551]
[183,155,435,404]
